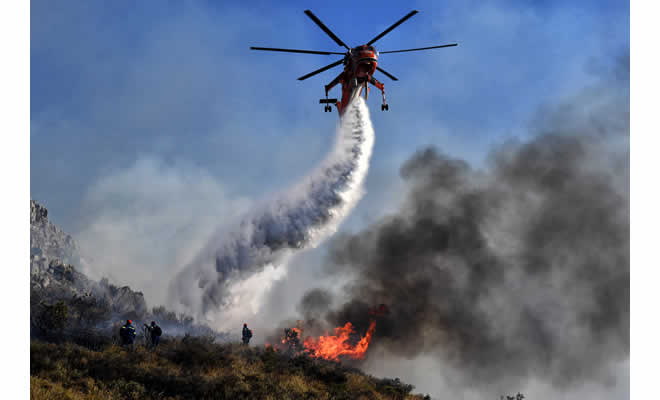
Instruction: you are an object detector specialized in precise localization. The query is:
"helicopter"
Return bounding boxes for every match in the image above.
[250,10,457,116]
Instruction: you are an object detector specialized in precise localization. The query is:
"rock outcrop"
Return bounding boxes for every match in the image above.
[30,199,224,341]
[99,278,148,317]
[30,199,147,318]
[30,200,82,267]
[30,256,94,298]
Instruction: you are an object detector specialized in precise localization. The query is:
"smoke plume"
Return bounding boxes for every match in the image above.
[305,57,629,390]
[170,97,374,320]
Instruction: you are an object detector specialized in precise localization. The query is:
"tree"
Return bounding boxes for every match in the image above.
[34,301,69,338]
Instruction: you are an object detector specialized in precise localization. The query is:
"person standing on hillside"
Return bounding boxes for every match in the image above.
[119,319,136,346]
[242,323,253,345]
[145,321,162,348]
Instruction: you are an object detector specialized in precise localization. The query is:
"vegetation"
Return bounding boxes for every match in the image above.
[29,275,424,398]
[31,337,429,400]
[30,289,228,350]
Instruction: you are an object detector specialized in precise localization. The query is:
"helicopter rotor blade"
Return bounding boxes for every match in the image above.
[379,43,458,54]
[297,59,344,81]
[304,10,350,50]
[376,66,398,81]
[367,10,418,46]
[250,47,345,55]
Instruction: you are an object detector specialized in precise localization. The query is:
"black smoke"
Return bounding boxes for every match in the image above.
[297,288,334,321]
[303,55,629,388]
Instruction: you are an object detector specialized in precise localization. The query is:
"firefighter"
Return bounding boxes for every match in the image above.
[242,323,253,345]
[145,320,162,347]
[119,319,136,346]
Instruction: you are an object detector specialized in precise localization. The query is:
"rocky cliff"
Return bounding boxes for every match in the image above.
[30,199,147,318]
[30,200,82,267]
[30,199,224,340]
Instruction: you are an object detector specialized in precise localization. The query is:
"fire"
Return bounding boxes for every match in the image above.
[303,320,376,361]
[268,308,386,361]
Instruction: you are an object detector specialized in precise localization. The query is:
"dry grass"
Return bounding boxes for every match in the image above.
[31,339,429,400]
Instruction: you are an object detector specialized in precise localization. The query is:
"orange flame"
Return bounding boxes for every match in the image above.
[303,320,377,361]
[268,314,383,361]
[281,327,302,344]
[271,324,304,351]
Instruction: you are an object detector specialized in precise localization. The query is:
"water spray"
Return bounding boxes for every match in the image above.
[170,96,375,322]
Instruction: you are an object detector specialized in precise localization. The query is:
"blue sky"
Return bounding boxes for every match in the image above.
[29,0,629,317]
[31,0,629,233]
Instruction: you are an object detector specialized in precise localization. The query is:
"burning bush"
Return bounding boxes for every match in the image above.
[303,320,376,361]
[270,307,386,362]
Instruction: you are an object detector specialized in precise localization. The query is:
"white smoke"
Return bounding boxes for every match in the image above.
[170,96,374,327]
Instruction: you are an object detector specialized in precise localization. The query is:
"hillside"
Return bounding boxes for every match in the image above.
[31,338,428,400]
[30,200,427,399]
